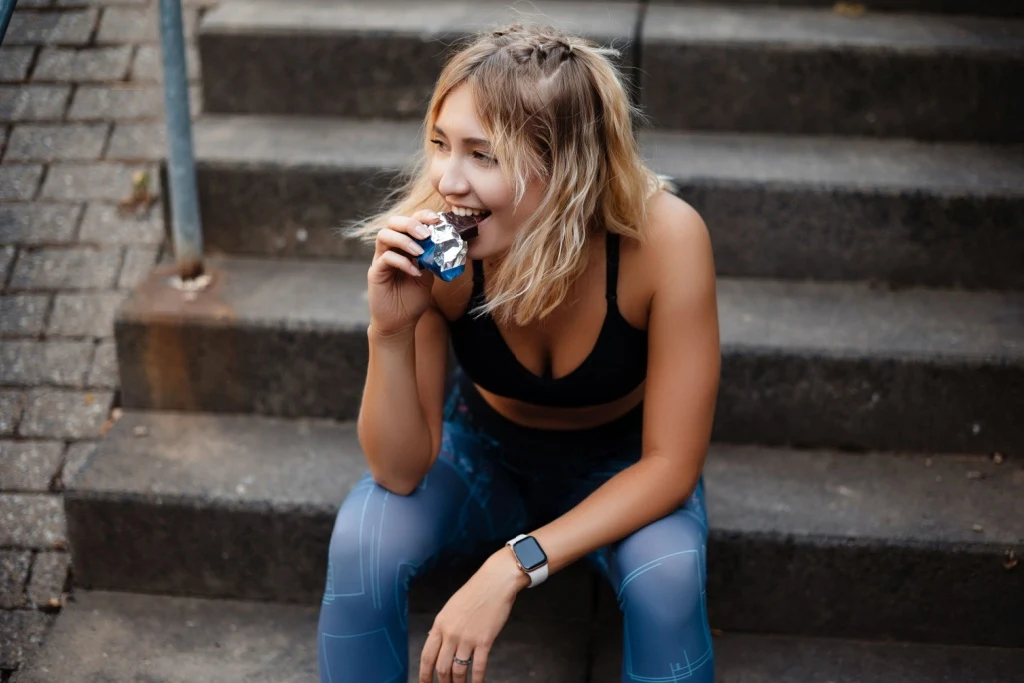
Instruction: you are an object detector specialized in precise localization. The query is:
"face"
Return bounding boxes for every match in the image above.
[428,83,545,260]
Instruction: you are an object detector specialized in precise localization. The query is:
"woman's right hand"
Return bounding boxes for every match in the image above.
[367,209,440,338]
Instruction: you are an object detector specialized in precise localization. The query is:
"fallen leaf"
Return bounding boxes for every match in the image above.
[833,2,865,17]
[84,394,95,405]
[48,598,61,608]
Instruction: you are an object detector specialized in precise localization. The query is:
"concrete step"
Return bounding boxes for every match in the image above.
[14,591,1024,683]
[659,0,1023,18]
[115,256,1024,454]
[642,4,1024,142]
[198,0,640,118]
[189,115,1024,290]
[197,0,1024,142]
[64,411,1024,646]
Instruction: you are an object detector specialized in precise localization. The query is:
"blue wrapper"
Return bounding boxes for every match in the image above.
[415,236,466,282]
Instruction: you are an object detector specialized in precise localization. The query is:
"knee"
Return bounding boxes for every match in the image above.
[613,522,707,627]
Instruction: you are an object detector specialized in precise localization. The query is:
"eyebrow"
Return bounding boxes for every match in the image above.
[432,125,491,148]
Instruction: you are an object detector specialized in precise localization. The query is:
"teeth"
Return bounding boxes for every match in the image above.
[450,206,486,217]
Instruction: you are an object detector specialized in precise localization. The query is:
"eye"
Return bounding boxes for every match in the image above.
[473,151,497,165]
[429,139,448,150]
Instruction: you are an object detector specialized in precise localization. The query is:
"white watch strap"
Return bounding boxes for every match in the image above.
[506,534,548,588]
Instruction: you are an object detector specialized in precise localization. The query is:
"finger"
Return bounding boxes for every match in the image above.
[385,215,433,240]
[375,228,427,258]
[471,646,490,683]
[436,637,458,683]
[375,250,422,279]
[419,630,442,683]
[411,209,442,225]
[451,646,474,683]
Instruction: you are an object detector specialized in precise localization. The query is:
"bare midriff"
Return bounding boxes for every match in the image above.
[472,380,646,430]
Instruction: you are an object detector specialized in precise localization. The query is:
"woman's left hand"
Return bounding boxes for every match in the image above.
[419,549,528,683]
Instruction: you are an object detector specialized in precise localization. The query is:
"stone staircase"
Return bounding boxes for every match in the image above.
[13,0,1024,681]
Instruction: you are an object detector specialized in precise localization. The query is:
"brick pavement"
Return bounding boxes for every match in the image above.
[0,1,208,678]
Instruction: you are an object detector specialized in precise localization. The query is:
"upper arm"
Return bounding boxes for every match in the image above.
[414,304,450,460]
[642,197,721,478]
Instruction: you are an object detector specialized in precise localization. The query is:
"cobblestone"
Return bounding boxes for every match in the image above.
[132,43,200,82]
[118,244,158,289]
[0,609,54,669]
[19,389,113,439]
[0,166,44,201]
[5,124,110,162]
[40,162,156,201]
[68,85,164,121]
[97,6,199,44]
[0,392,24,436]
[0,442,64,493]
[0,205,83,246]
[0,296,50,336]
[60,441,95,489]
[0,341,93,387]
[78,201,163,244]
[6,9,99,46]
[86,340,117,388]
[8,246,122,291]
[0,86,71,123]
[0,552,31,610]
[0,47,36,82]
[0,495,66,549]
[48,292,125,337]
[27,552,69,608]
[33,46,133,83]
[106,122,166,160]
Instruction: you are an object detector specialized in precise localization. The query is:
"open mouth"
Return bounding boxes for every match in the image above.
[441,210,491,240]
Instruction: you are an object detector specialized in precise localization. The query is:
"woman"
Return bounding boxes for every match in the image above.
[318,23,720,683]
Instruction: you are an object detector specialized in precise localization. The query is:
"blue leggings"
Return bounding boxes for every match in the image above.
[317,376,712,682]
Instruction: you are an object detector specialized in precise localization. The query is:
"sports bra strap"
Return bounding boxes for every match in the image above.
[605,231,619,301]
[471,259,486,305]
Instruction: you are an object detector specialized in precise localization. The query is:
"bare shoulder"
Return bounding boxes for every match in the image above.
[637,190,714,291]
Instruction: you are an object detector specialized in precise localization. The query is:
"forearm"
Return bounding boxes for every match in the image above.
[358,325,434,493]
[497,454,703,590]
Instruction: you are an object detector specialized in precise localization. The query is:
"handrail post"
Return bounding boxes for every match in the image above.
[158,0,204,280]
[0,0,19,47]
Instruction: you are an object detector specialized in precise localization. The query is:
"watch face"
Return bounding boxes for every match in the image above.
[513,536,547,571]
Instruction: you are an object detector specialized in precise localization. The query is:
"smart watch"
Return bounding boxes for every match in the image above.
[506,534,549,588]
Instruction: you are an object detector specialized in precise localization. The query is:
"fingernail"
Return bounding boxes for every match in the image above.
[416,224,431,238]
[411,242,424,255]
[424,210,438,219]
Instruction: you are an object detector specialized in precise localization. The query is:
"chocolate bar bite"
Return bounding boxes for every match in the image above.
[413,211,483,281]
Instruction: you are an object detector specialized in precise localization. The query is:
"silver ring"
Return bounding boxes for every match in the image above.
[453,655,472,666]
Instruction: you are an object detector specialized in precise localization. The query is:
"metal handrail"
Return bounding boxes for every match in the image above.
[0,0,18,47]
[158,0,204,279]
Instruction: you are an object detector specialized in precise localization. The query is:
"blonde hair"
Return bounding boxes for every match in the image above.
[349,22,671,326]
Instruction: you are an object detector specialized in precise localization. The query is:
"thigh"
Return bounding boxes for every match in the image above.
[598,481,712,683]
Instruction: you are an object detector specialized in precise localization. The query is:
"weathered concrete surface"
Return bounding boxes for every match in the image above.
[63,411,595,623]
[115,256,371,419]
[13,590,589,683]
[715,278,1024,454]
[654,0,1023,17]
[593,625,1024,683]
[642,5,1024,142]
[190,115,1024,290]
[64,411,1023,646]
[200,0,639,118]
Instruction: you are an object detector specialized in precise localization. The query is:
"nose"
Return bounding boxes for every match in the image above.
[437,157,470,198]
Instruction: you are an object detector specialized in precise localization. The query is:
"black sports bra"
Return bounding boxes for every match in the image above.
[448,232,648,408]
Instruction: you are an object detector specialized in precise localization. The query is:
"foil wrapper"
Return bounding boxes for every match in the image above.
[415,215,468,282]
